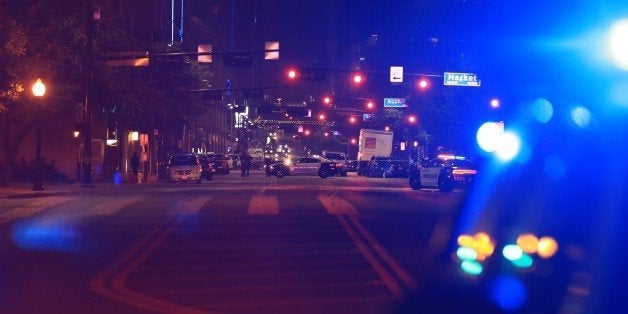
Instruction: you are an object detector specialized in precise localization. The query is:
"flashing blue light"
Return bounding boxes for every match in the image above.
[544,155,567,180]
[489,276,527,312]
[476,122,501,153]
[494,132,521,162]
[532,98,553,123]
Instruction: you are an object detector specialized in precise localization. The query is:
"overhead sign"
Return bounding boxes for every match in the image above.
[443,72,480,87]
[390,66,404,83]
[384,98,407,108]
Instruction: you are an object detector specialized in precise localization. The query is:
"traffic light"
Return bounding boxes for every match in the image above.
[286,68,299,81]
[348,116,358,124]
[322,95,333,106]
[318,113,326,121]
[417,78,429,90]
[351,72,365,86]
[406,114,418,124]
[365,100,376,111]
[285,67,326,81]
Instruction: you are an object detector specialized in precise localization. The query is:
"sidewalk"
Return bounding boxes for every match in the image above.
[0,182,99,199]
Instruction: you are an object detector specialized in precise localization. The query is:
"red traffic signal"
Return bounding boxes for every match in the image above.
[406,114,418,124]
[286,68,299,80]
[417,79,429,90]
[351,72,365,85]
[348,116,358,124]
[322,95,333,105]
[365,100,376,111]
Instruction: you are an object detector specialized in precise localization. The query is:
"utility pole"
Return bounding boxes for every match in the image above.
[83,0,94,186]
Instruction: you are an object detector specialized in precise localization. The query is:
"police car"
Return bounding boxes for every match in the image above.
[408,155,477,191]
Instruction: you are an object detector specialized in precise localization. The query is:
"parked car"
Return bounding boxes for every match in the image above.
[367,156,410,178]
[207,153,230,175]
[408,156,477,191]
[228,154,240,170]
[166,154,202,183]
[322,151,348,176]
[272,156,338,178]
[196,155,213,181]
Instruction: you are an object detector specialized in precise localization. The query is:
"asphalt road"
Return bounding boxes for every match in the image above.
[0,171,467,314]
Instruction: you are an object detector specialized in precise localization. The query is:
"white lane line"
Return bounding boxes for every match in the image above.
[0,196,75,224]
[84,195,146,216]
[247,195,279,215]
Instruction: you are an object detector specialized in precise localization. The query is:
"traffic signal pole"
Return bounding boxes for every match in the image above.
[83,0,94,186]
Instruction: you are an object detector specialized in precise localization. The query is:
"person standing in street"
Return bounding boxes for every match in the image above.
[264,155,273,177]
[130,152,140,179]
[240,153,251,177]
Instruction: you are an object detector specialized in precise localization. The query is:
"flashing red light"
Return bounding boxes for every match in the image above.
[350,138,357,145]
[349,116,357,124]
[304,130,311,136]
[318,113,326,121]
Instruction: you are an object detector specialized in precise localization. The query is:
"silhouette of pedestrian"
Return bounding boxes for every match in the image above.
[240,153,251,177]
[131,152,140,176]
[264,155,273,177]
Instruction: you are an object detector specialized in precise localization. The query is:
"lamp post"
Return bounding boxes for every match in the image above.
[31,78,46,191]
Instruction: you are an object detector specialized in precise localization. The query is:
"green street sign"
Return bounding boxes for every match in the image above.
[443,72,481,87]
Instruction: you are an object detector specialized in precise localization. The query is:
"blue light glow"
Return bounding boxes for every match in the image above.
[11,220,79,252]
[570,106,592,128]
[544,155,567,180]
[532,98,553,123]
[476,122,501,153]
[113,172,123,185]
[609,19,628,71]
[489,276,527,311]
[495,132,521,162]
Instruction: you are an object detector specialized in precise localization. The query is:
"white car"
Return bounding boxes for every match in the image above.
[275,156,338,178]
[167,154,202,183]
[323,151,348,176]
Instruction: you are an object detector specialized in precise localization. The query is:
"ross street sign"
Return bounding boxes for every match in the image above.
[390,66,404,83]
[384,98,407,108]
[443,72,481,87]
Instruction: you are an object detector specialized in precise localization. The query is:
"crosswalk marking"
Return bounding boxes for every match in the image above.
[247,195,279,215]
[0,196,75,223]
[84,196,146,216]
[174,196,212,216]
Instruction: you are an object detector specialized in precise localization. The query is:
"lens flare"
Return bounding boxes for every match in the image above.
[532,98,553,123]
[570,106,592,128]
[609,19,628,71]
[495,132,521,162]
[476,122,501,152]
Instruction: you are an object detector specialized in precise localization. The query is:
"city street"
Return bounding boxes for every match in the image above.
[0,172,466,314]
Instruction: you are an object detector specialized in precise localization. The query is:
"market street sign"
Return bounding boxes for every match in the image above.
[384,97,407,108]
[443,72,481,87]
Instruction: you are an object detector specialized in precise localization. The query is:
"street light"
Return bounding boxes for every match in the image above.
[32,78,46,191]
